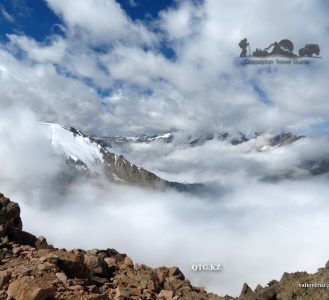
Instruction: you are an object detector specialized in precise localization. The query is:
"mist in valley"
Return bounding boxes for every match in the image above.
[1,108,329,295]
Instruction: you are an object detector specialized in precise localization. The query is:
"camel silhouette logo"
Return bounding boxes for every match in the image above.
[238,38,320,58]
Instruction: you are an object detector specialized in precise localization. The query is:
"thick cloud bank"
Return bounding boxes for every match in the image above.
[1,109,329,296]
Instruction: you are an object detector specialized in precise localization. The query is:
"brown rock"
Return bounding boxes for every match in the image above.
[37,262,57,271]
[35,235,49,249]
[68,284,84,291]
[115,286,135,299]
[123,256,134,268]
[39,253,59,264]
[7,227,37,247]
[7,276,56,300]
[104,256,116,267]
[0,270,11,288]
[11,266,33,278]
[156,267,169,284]
[254,284,263,293]
[238,283,255,300]
[84,254,109,276]
[37,235,47,244]
[267,280,278,286]
[56,272,68,285]
[56,251,87,278]
[158,289,174,299]
[168,267,185,279]
[12,244,34,255]
[87,294,110,300]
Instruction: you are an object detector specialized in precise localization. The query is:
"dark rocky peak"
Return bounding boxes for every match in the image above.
[268,132,305,147]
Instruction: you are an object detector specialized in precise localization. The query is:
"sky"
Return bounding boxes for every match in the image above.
[1,0,329,297]
[0,0,329,136]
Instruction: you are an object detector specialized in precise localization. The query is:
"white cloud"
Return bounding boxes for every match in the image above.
[159,1,205,41]
[7,35,67,63]
[45,0,154,46]
[1,0,329,135]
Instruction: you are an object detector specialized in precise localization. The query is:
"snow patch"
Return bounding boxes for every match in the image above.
[39,123,104,174]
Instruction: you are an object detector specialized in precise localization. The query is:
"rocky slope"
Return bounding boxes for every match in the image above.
[0,193,220,300]
[2,193,329,299]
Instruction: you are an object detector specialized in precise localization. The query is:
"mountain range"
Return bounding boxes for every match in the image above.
[40,123,201,192]
[92,130,304,150]
[39,123,329,189]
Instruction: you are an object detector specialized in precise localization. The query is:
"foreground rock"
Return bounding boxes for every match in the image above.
[236,265,329,300]
[1,192,329,300]
[0,193,222,299]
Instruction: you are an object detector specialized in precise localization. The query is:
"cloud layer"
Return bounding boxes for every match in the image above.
[0,0,329,135]
[1,109,329,296]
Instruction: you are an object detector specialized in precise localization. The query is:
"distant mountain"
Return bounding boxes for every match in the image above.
[258,132,305,151]
[92,130,329,179]
[41,123,199,191]
[92,130,305,150]
[41,123,329,186]
[92,132,174,148]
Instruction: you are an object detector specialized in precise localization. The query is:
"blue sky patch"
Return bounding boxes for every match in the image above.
[0,0,63,42]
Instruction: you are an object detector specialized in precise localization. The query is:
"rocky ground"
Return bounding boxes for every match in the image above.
[1,192,329,299]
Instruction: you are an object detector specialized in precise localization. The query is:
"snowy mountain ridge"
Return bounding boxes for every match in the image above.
[39,123,199,191]
[42,123,105,174]
[92,130,304,151]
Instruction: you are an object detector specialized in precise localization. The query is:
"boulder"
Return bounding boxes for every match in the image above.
[158,289,174,299]
[56,251,87,278]
[7,276,56,300]
[84,254,109,276]
[7,227,37,247]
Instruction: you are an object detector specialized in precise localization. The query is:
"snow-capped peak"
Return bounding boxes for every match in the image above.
[40,123,104,174]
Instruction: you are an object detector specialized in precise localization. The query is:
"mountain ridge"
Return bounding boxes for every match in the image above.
[91,130,305,151]
[41,123,201,192]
